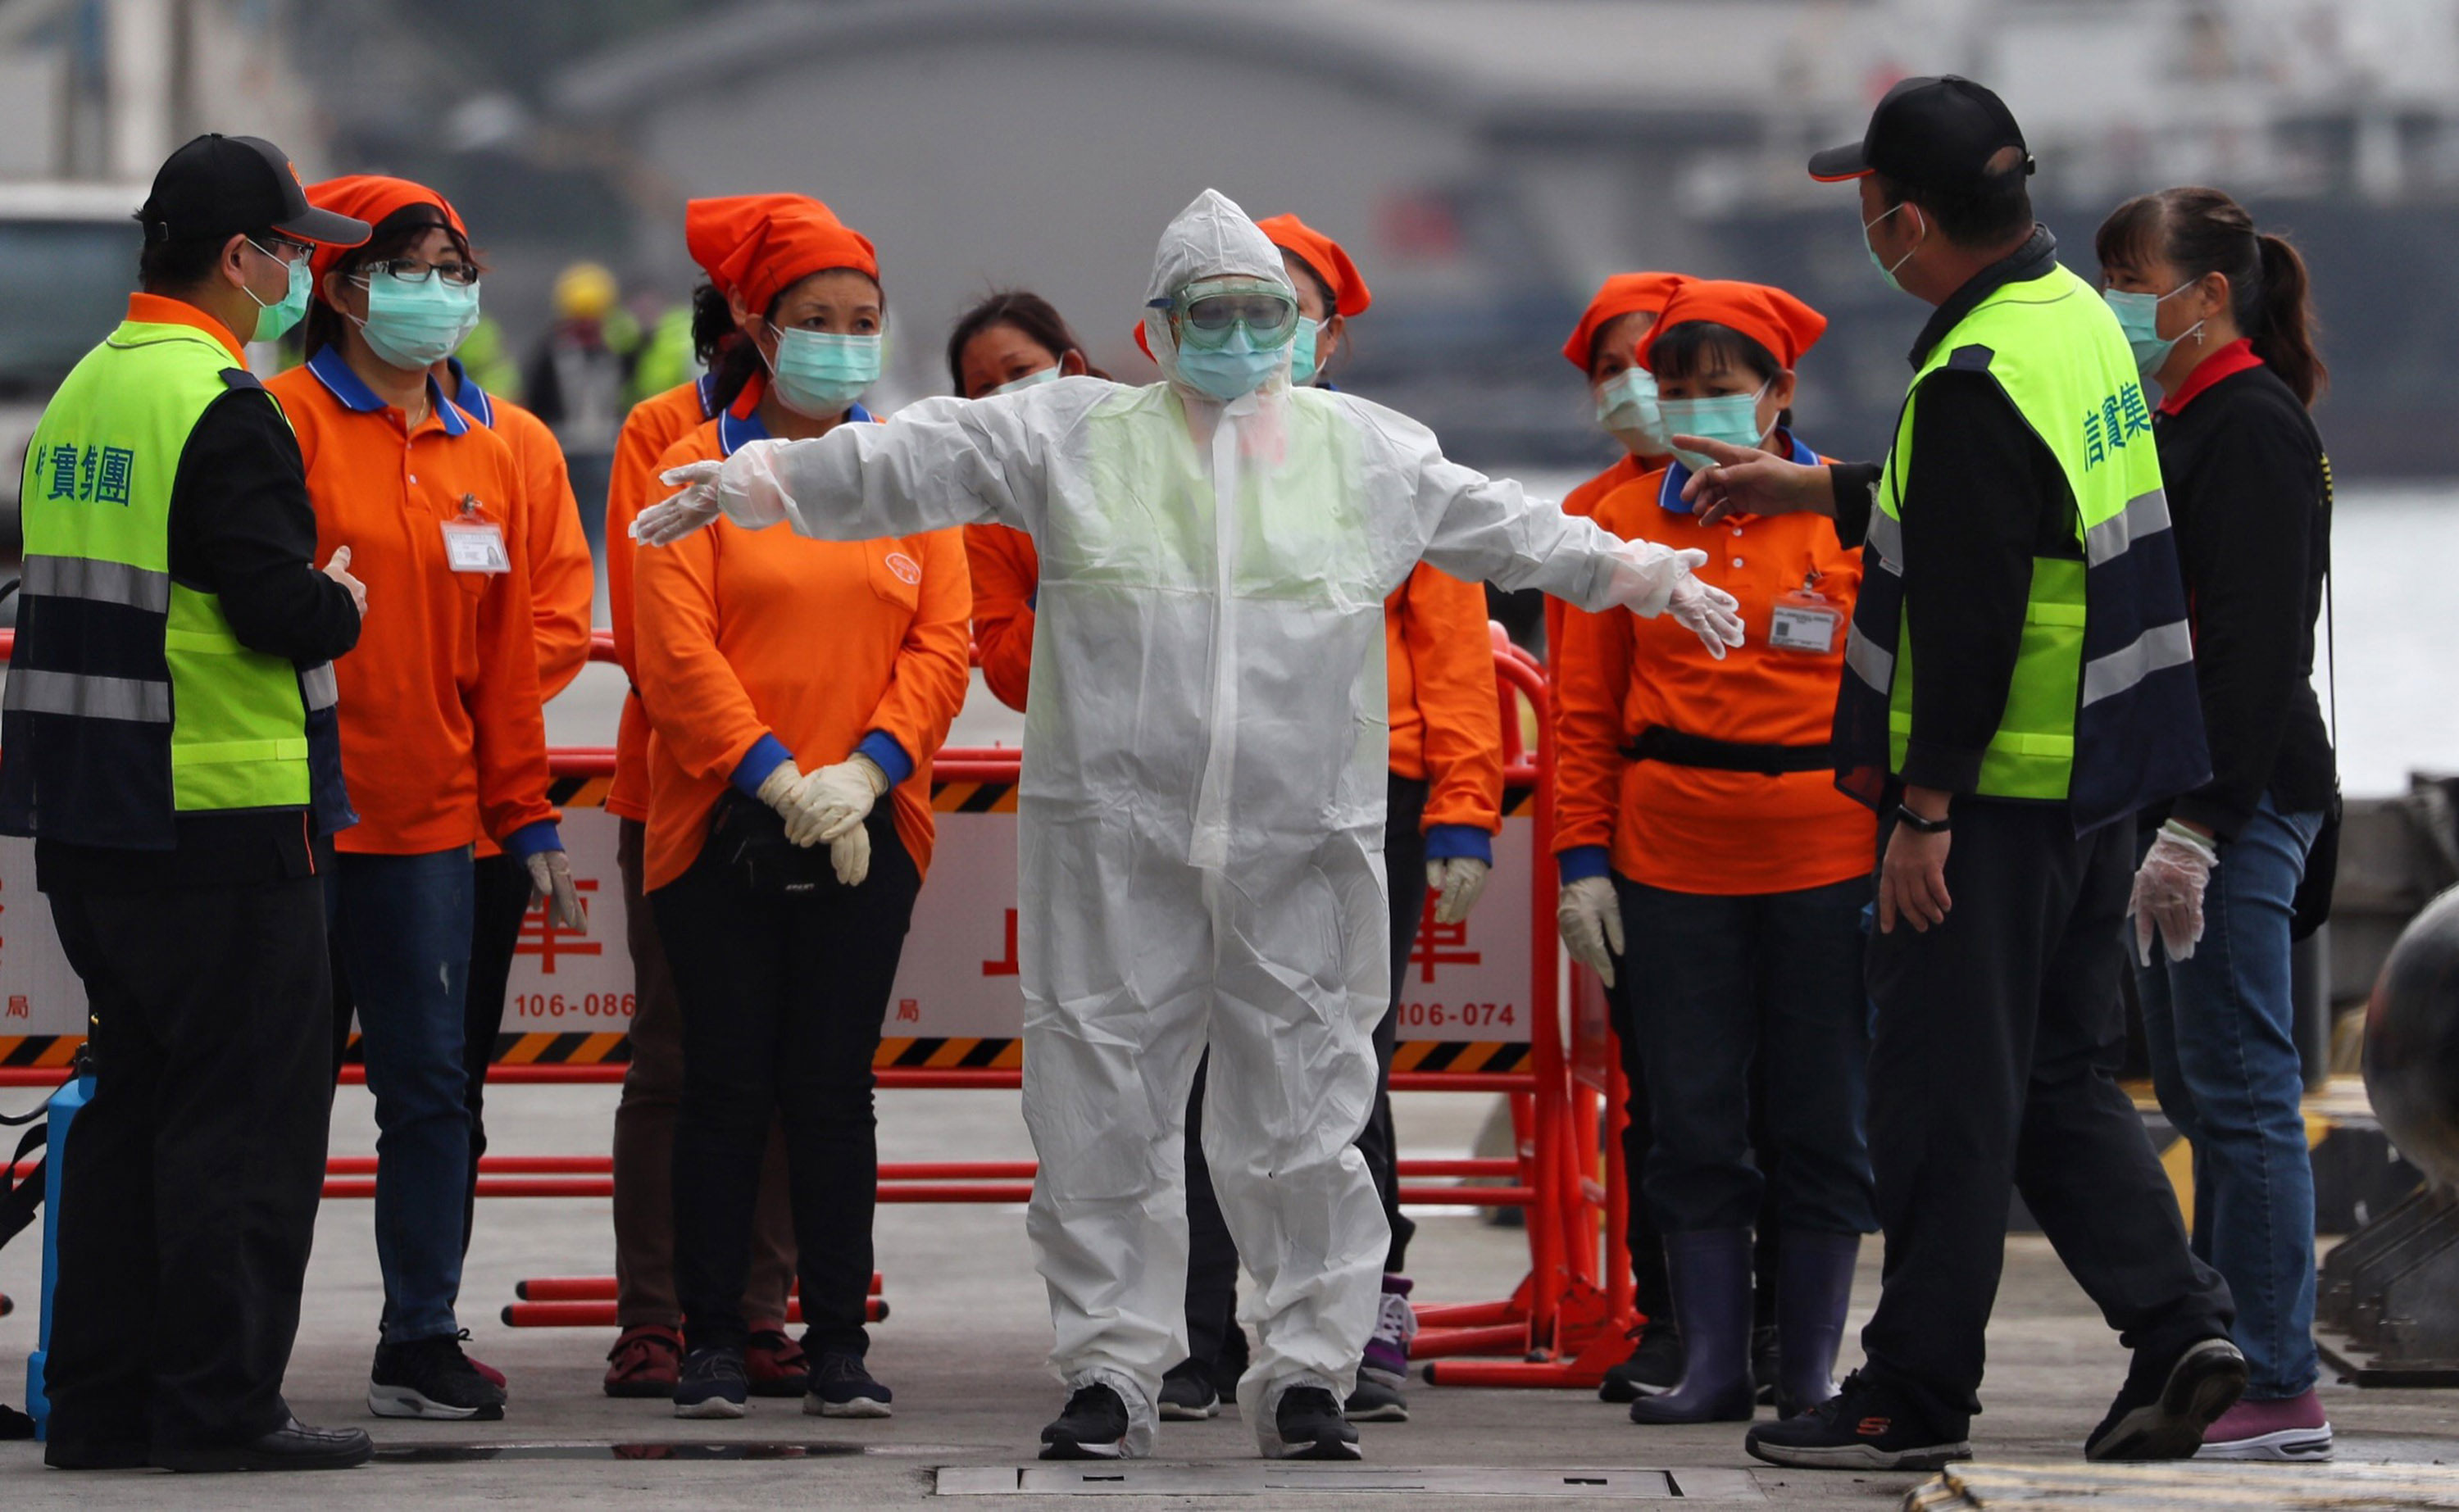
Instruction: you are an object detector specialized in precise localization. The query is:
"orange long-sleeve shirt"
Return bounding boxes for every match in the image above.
[448,368,594,699]
[634,415,972,892]
[966,523,1039,713]
[269,349,558,856]
[1552,452,1874,896]
[605,376,716,821]
[1387,563,1503,838]
[1543,453,1649,672]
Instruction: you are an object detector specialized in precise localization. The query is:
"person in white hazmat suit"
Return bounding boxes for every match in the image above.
[637,190,1744,1461]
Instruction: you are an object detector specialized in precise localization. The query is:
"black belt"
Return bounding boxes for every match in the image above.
[1619,725,1835,777]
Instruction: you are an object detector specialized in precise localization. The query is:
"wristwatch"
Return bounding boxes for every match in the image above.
[1893,804,1951,835]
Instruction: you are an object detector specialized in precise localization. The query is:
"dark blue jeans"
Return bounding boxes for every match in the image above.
[328,847,476,1344]
[1614,873,1877,1237]
[2135,797,2325,1401]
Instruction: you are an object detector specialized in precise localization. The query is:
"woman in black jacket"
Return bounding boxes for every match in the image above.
[2096,187,2335,1464]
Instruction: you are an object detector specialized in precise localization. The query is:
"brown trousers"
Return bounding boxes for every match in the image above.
[612,818,796,1330]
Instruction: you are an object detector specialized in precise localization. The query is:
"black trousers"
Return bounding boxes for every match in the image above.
[655,813,920,1356]
[1181,774,1429,1369]
[42,878,333,1451]
[461,851,534,1254]
[1857,800,2233,1428]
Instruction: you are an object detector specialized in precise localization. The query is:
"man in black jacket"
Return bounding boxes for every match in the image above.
[1672,79,2242,1470]
[0,134,372,1473]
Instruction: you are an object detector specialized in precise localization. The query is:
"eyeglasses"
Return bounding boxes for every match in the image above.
[1148,276,1298,352]
[248,235,316,265]
[353,258,480,288]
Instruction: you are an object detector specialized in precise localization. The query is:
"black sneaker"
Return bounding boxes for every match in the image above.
[368,1333,507,1421]
[1343,1375,1409,1423]
[1266,1386,1361,1461]
[1598,1318,1682,1403]
[1745,1370,1970,1471]
[155,1419,375,1473]
[1040,1383,1132,1460]
[671,1346,748,1420]
[802,1351,893,1419]
[1159,1361,1220,1421]
[2085,1337,2248,1462]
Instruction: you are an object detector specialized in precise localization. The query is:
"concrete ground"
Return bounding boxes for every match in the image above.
[4,1078,2454,1509]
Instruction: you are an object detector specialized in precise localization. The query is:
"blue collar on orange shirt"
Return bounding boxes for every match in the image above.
[1658,428,1816,515]
[307,345,470,436]
[442,356,496,429]
[718,401,872,459]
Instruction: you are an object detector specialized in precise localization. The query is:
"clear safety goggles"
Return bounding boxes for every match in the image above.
[1148,276,1298,352]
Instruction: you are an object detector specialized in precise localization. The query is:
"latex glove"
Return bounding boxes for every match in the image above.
[2130,822,2218,966]
[1426,857,1492,925]
[639,440,795,547]
[1557,876,1625,989]
[525,849,588,935]
[1668,574,1747,661]
[755,760,804,819]
[783,756,889,848]
[830,822,872,888]
[323,545,367,617]
[1598,538,1702,618]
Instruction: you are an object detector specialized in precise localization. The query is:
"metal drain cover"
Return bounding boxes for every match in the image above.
[935,1464,1765,1499]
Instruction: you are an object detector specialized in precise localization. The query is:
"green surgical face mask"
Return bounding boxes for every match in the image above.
[1289,317,1322,386]
[246,241,312,343]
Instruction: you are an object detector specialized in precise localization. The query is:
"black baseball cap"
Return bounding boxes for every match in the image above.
[138,134,370,248]
[1807,75,2035,193]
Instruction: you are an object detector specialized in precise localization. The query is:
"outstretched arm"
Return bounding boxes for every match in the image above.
[636,393,1052,547]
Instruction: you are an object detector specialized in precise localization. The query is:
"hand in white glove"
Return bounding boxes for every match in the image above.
[782,756,889,849]
[323,545,367,618]
[634,461,726,547]
[637,440,796,547]
[830,822,872,888]
[1426,857,1491,925]
[525,849,589,935]
[1599,539,1703,618]
[1557,875,1625,988]
[755,760,805,821]
[1668,574,1747,661]
[2130,822,2218,965]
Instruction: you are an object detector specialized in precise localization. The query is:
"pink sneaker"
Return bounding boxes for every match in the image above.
[2193,1389,2332,1462]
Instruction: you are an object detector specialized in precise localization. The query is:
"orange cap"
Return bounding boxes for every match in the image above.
[1637,280,1827,374]
[304,175,466,287]
[1561,272,1687,372]
[1257,213,1371,318]
[685,194,877,317]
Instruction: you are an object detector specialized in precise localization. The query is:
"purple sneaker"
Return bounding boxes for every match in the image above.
[2194,1389,2333,1462]
[1359,1275,1416,1388]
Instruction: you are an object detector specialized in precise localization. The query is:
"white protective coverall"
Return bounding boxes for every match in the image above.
[644,190,1734,1452]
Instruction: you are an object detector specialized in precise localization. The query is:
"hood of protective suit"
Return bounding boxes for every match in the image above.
[1139,189,1296,401]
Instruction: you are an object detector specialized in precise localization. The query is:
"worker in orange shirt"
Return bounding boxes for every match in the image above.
[1548,273,1688,669]
[268,175,583,1426]
[634,194,971,1422]
[943,291,1108,713]
[1552,281,1877,1433]
[599,206,803,1403]
[430,270,593,1270]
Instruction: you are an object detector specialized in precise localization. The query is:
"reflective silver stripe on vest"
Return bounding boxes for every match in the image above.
[1865,508,1904,570]
[1843,622,1895,692]
[2080,620,2194,707]
[2,668,172,722]
[2083,488,2172,568]
[20,554,173,614]
[299,661,339,711]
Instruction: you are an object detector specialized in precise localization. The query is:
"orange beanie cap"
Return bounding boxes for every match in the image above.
[1560,272,1687,371]
[304,175,465,287]
[1256,213,1371,317]
[686,193,877,316]
[1637,279,1827,374]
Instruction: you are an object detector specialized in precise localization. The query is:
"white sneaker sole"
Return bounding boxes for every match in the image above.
[366,1383,496,1420]
[1745,1437,1971,1471]
[806,1396,893,1419]
[672,1396,747,1419]
[2196,1424,2334,1462]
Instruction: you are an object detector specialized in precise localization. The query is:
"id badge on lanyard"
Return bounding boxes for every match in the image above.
[442,494,511,575]
[1768,570,1842,655]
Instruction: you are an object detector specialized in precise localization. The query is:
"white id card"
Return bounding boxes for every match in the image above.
[1768,592,1843,654]
[442,518,511,574]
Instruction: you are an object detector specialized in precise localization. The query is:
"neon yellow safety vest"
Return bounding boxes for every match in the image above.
[0,317,343,848]
[1833,261,2209,833]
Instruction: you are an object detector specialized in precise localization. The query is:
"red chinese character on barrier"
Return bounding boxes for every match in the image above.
[982,909,1020,978]
[516,878,602,974]
[5,996,25,1020]
[1411,898,1482,983]
[895,999,920,1024]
